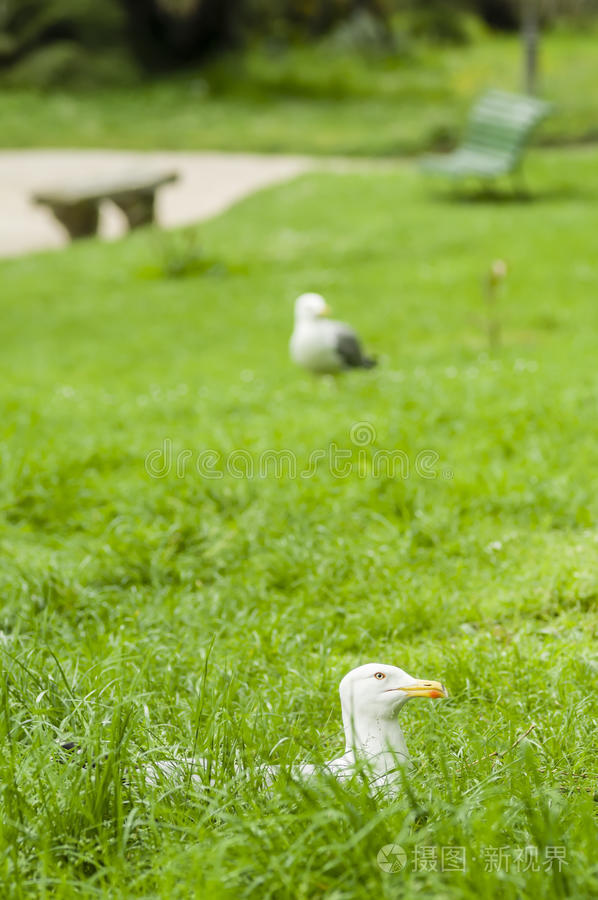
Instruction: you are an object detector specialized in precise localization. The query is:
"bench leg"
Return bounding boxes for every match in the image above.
[113,190,156,230]
[47,200,99,240]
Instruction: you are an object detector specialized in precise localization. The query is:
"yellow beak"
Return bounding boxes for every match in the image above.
[318,304,332,317]
[395,680,448,699]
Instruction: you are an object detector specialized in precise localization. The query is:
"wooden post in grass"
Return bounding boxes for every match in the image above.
[485,259,508,352]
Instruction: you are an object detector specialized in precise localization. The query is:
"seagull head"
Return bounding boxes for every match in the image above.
[339,662,448,722]
[294,292,331,321]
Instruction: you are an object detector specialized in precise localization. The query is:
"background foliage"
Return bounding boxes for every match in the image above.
[1,0,597,88]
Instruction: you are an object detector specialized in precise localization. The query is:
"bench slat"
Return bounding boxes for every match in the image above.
[420,89,552,183]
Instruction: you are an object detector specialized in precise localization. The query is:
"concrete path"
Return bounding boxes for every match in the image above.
[0,150,316,258]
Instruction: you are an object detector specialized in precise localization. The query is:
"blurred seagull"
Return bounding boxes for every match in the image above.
[145,662,448,788]
[290,293,377,375]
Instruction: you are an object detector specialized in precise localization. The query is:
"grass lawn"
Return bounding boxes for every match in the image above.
[1,147,598,898]
[1,28,598,155]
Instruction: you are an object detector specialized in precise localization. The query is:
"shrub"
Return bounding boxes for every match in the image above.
[0,0,133,87]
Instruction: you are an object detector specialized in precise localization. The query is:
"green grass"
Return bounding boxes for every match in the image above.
[2,27,598,155]
[1,147,598,898]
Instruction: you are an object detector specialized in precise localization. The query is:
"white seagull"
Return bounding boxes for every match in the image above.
[290,293,377,375]
[146,662,448,789]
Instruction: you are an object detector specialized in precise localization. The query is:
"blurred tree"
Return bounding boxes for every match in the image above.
[0,0,125,62]
[1,0,596,86]
[521,0,539,93]
[259,0,392,37]
[476,0,520,28]
[470,0,596,29]
[516,0,596,93]
[118,0,395,69]
[0,0,132,86]
[118,0,240,69]
[402,0,472,42]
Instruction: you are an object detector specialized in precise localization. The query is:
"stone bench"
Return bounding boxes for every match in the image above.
[32,170,179,241]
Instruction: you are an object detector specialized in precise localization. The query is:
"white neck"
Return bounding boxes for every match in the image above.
[342,707,410,768]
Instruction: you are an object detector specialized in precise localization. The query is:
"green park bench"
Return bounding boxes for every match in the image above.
[33,170,179,241]
[420,89,552,186]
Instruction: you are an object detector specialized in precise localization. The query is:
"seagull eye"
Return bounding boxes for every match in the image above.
[374,672,386,680]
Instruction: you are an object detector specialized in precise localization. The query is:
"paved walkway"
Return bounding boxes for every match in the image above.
[0,150,317,258]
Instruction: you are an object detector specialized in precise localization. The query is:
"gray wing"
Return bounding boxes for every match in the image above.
[334,325,376,370]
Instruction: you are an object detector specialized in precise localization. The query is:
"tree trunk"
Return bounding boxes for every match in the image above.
[119,0,240,70]
[521,0,539,94]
